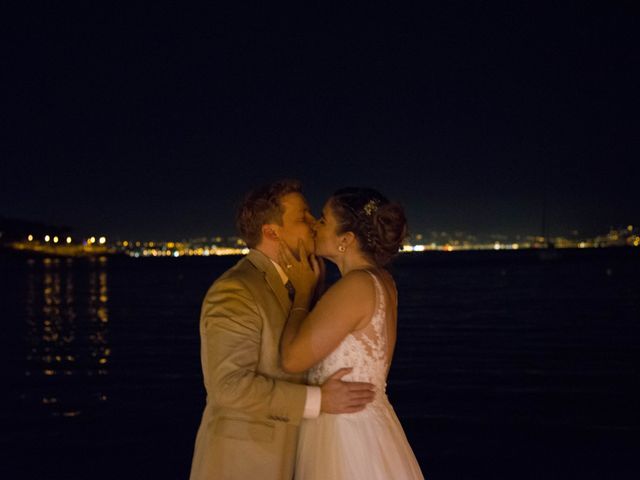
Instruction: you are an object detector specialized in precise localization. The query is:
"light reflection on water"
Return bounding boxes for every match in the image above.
[3,249,639,479]
[24,256,110,417]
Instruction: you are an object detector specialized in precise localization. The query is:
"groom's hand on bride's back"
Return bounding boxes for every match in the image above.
[320,368,375,414]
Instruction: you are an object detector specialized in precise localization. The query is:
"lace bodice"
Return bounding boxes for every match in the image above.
[307,270,392,399]
[297,271,424,478]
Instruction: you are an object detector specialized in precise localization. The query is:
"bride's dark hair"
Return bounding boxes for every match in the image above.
[330,187,407,266]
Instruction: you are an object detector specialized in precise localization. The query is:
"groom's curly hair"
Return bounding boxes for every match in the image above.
[236,179,303,248]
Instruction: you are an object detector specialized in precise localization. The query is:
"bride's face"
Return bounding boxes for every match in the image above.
[313,201,344,258]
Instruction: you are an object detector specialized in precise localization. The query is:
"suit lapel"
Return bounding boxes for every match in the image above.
[246,249,291,315]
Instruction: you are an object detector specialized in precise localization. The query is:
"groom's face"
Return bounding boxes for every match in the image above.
[275,192,316,258]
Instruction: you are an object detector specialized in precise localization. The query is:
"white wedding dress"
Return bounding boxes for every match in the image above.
[296,270,424,479]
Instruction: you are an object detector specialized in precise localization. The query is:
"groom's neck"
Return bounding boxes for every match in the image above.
[255,244,278,263]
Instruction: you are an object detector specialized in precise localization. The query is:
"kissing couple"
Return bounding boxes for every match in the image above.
[190,180,424,479]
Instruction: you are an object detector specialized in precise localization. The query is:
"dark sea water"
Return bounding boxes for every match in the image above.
[1,248,639,479]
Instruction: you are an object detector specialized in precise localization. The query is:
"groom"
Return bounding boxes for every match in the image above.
[189,180,375,480]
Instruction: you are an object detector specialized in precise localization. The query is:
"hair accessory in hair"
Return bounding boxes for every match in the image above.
[363,199,380,216]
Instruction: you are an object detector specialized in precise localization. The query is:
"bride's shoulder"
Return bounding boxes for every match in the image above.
[331,270,376,299]
[314,270,377,328]
[343,268,375,282]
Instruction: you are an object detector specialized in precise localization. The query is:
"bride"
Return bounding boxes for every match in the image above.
[278,187,424,479]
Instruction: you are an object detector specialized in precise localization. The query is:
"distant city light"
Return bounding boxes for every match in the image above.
[13,224,637,259]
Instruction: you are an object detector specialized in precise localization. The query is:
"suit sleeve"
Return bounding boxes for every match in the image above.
[201,277,308,425]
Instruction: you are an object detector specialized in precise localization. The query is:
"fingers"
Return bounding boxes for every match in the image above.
[347,387,375,400]
[278,240,300,273]
[317,256,326,274]
[328,367,353,380]
[346,393,375,405]
[298,239,309,267]
[341,390,375,411]
[345,381,375,391]
[279,239,294,263]
[277,246,290,271]
[309,254,320,275]
[347,393,375,405]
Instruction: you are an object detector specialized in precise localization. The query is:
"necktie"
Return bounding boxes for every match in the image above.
[285,281,295,301]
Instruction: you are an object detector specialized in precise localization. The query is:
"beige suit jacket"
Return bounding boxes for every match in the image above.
[190,249,308,480]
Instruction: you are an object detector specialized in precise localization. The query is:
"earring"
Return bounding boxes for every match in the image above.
[338,245,346,253]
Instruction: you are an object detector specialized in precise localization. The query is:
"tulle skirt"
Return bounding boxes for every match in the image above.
[295,397,424,480]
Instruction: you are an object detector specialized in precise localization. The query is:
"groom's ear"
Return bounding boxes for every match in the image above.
[262,224,279,241]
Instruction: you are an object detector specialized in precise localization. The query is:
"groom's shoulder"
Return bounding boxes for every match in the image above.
[199,257,263,319]
[225,254,262,279]
[208,255,261,291]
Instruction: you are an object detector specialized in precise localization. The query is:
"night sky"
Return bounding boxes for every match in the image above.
[3,3,639,240]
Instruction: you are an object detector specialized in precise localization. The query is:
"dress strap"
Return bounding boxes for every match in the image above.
[360,269,386,333]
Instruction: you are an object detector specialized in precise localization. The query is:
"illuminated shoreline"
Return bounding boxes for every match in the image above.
[5,224,638,258]
[6,241,638,258]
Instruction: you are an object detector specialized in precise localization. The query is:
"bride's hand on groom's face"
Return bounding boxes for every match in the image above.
[278,239,319,297]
